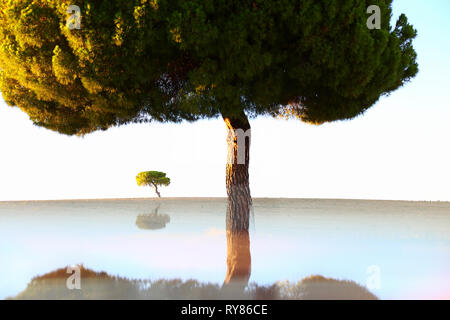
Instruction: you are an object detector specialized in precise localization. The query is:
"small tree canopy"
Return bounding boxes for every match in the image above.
[136,171,171,187]
[136,171,170,197]
[0,0,418,134]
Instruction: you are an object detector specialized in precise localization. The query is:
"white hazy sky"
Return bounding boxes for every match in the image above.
[0,0,449,201]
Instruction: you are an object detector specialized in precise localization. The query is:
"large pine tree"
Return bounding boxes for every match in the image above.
[0,0,418,235]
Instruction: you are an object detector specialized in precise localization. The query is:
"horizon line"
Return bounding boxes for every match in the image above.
[0,196,448,204]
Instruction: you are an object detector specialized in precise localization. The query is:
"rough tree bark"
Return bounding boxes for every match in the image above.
[222,111,252,286]
[223,112,252,232]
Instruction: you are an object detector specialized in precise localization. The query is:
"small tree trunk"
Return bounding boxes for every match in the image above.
[222,111,252,287]
[153,185,161,198]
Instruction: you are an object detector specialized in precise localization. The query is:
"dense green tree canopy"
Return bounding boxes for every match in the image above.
[0,0,417,134]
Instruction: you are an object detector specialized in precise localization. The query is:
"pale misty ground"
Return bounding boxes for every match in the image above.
[0,198,448,299]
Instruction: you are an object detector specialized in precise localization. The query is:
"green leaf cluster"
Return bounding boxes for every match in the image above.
[0,0,418,134]
[136,171,170,187]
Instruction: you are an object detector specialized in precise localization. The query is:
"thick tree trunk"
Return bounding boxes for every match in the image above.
[222,111,252,286]
[223,112,252,232]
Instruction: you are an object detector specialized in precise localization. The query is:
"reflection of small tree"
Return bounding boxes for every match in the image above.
[136,205,170,230]
[136,171,170,198]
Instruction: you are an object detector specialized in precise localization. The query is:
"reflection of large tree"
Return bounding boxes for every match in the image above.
[11,266,377,300]
[9,206,377,300]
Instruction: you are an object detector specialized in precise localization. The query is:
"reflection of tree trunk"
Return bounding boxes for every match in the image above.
[224,230,251,286]
[223,111,252,232]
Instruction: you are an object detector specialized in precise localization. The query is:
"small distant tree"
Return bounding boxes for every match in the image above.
[136,171,170,198]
